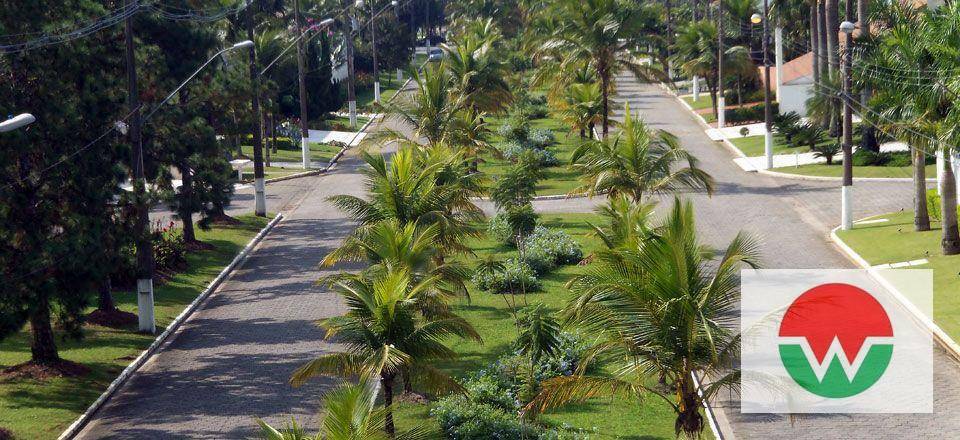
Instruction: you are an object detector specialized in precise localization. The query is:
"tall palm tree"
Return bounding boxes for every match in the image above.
[442,21,512,116]
[526,198,761,438]
[570,105,715,202]
[539,0,661,138]
[258,379,433,439]
[290,269,481,437]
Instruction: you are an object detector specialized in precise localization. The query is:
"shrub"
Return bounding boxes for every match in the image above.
[152,223,187,271]
[724,102,778,124]
[772,111,803,142]
[520,226,583,274]
[498,142,558,167]
[811,142,842,165]
[472,257,540,294]
[926,189,959,222]
[886,151,913,167]
[528,129,555,149]
[432,397,542,440]
[852,149,884,166]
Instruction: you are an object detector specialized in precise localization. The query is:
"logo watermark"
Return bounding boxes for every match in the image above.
[741,269,932,413]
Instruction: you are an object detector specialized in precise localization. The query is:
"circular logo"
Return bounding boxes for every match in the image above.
[778,283,893,398]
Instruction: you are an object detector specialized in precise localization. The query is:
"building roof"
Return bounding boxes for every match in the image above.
[759,52,814,89]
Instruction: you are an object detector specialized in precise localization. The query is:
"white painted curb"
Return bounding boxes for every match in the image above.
[692,371,724,440]
[830,223,960,362]
[59,213,285,440]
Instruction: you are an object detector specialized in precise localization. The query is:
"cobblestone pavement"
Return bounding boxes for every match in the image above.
[606,75,960,439]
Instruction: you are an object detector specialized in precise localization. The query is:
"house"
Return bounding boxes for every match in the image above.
[759,52,814,117]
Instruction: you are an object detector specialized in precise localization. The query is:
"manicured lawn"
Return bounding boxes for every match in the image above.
[683,95,714,111]
[480,116,584,196]
[0,215,271,439]
[241,143,341,164]
[393,213,707,439]
[836,210,960,339]
[239,166,309,180]
[772,163,934,179]
[730,133,798,156]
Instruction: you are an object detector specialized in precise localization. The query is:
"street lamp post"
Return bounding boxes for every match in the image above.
[752,8,773,170]
[245,5,267,217]
[840,20,855,230]
[360,0,400,105]
[346,2,361,129]
[0,114,36,132]
[294,0,311,170]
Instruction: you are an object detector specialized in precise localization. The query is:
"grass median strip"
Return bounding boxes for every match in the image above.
[393,213,705,439]
[0,215,271,439]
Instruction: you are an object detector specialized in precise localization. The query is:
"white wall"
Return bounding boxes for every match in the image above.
[779,83,812,116]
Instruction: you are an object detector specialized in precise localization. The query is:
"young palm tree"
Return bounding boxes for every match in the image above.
[526,198,761,438]
[380,64,464,147]
[555,81,604,139]
[290,269,481,437]
[570,105,714,202]
[329,147,485,260]
[442,27,512,116]
[257,379,433,440]
[539,0,661,138]
[672,21,751,117]
[587,194,657,251]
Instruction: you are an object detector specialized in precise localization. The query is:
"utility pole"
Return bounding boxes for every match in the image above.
[774,25,783,103]
[124,0,155,334]
[754,4,773,170]
[717,0,725,128]
[371,6,381,104]
[294,0,311,169]
[840,18,855,230]
[247,2,267,216]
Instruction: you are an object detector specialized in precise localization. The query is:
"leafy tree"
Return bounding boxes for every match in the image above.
[570,105,714,202]
[290,269,480,437]
[0,0,128,368]
[527,199,761,438]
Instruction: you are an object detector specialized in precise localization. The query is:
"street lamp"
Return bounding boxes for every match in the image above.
[0,113,36,132]
[840,20,855,230]
[717,0,725,128]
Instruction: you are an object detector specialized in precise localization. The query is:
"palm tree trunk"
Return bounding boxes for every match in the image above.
[825,0,839,137]
[940,152,960,255]
[857,0,878,152]
[263,113,271,167]
[811,2,820,91]
[382,374,397,438]
[676,370,704,437]
[817,1,828,93]
[914,146,931,231]
[30,295,60,364]
[600,63,610,139]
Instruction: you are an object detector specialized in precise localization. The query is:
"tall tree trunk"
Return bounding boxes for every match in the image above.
[914,146,931,231]
[825,0,840,137]
[676,370,704,437]
[382,374,397,438]
[30,295,60,365]
[98,278,117,312]
[811,2,820,92]
[178,163,197,243]
[817,1,828,91]
[600,63,610,139]
[941,152,960,255]
[857,0,878,152]
[263,113,271,167]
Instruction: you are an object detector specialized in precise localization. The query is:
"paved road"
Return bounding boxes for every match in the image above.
[604,75,960,439]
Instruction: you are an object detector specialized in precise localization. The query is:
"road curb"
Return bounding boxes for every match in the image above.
[58,212,285,440]
[829,222,960,363]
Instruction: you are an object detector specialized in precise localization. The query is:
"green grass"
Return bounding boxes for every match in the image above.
[836,210,960,339]
[239,166,310,180]
[479,116,584,197]
[0,215,271,439]
[356,71,407,110]
[393,213,705,439]
[241,143,341,164]
[730,134,798,156]
[319,115,372,131]
[683,95,715,111]
[772,163,934,179]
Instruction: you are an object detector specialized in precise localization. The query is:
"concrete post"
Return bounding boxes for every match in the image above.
[301,137,310,169]
[717,96,726,128]
[775,27,784,103]
[137,279,155,334]
[693,76,700,101]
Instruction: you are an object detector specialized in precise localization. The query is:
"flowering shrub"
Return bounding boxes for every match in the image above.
[528,129,555,149]
[472,258,540,294]
[152,221,187,271]
[498,142,559,167]
[520,226,583,274]
[432,396,542,440]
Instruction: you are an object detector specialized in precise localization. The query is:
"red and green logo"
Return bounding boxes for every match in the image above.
[778,283,894,398]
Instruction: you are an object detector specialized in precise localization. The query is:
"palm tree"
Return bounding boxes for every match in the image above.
[380,63,464,147]
[290,269,481,437]
[442,21,512,116]
[257,379,433,440]
[526,198,761,438]
[329,147,485,260]
[672,20,751,117]
[587,194,656,251]
[555,81,603,139]
[539,0,662,138]
[570,105,714,202]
